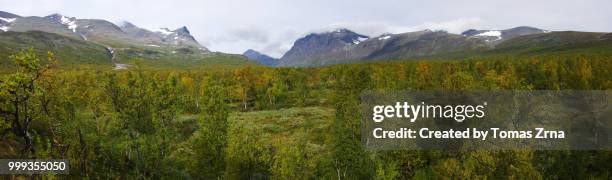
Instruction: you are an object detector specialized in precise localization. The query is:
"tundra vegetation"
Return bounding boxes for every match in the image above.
[0,48,611,179]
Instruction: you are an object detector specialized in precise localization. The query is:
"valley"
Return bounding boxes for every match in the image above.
[0,8,611,179]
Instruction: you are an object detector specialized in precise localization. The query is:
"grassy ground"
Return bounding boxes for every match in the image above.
[228,106,334,149]
[221,106,335,177]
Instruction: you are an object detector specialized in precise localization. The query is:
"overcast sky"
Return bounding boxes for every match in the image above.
[2,0,611,57]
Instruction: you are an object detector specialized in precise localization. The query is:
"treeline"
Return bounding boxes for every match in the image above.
[0,49,610,179]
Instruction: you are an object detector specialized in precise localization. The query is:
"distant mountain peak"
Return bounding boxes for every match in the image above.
[244,49,258,54]
[149,27,192,36]
[243,49,278,66]
[175,26,190,34]
[44,13,78,32]
[309,28,370,44]
[150,27,188,36]
[331,28,354,33]
[280,28,492,66]
[151,28,173,35]
[45,13,63,18]
[0,10,208,50]
[461,29,479,36]
[510,26,540,30]
[45,13,75,21]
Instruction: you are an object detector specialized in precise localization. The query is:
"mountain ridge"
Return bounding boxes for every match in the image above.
[2,10,611,68]
[278,29,493,66]
[0,11,207,50]
[276,26,561,66]
[0,10,255,69]
[279,28,370,66]
[461,26,548,44]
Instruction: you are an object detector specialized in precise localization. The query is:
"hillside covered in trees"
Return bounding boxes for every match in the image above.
[0,47,610,179]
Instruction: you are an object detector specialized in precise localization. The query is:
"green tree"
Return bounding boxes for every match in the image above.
[0,48,55,157]
[271,131,314,179]
[192,82,229,178]
[328,66,375,179]
[149,73,182,178]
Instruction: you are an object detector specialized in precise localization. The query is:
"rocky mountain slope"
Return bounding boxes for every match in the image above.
[278,29,491,66]
[0,10,254,69]
[0,31,111,68]
[275,26,612,67]
[0,11,206,50]
[279,29,369,66]
[243,49,278,66]
[3,10,609,68]
[461,26,548,44]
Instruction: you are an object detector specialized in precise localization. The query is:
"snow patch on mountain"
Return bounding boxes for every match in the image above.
[0,17,16,23]
[153,28,173,36]
[378,35,391,40]
[57,15,77,32]
[475,30,502,41]
[475,30,501,37]
[352,37,369,45]
[1,17,16,31]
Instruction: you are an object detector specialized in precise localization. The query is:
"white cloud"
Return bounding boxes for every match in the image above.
[203,27,301,58]
[407,17,486,34]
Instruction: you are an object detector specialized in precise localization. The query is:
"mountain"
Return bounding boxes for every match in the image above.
[0,31,112,69]
[119,21,206,50]
[243,49,278,66]
[0,10,254,69]
[118,21,161,41]
[279,29,370,66]
[461,26,548,44]
[276,26,612,66]
[3,9,609,68]
[169,26,203,48]
[74,18,134,46]
[0,11,20,31]
[496,31,604,49]
[0,30,255,69]
[4,15,81,39]
[279,29,490,66]
[0,11,20,19]
[364,30,489,60]
[0,11,207,50]
[487,31,612,56]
